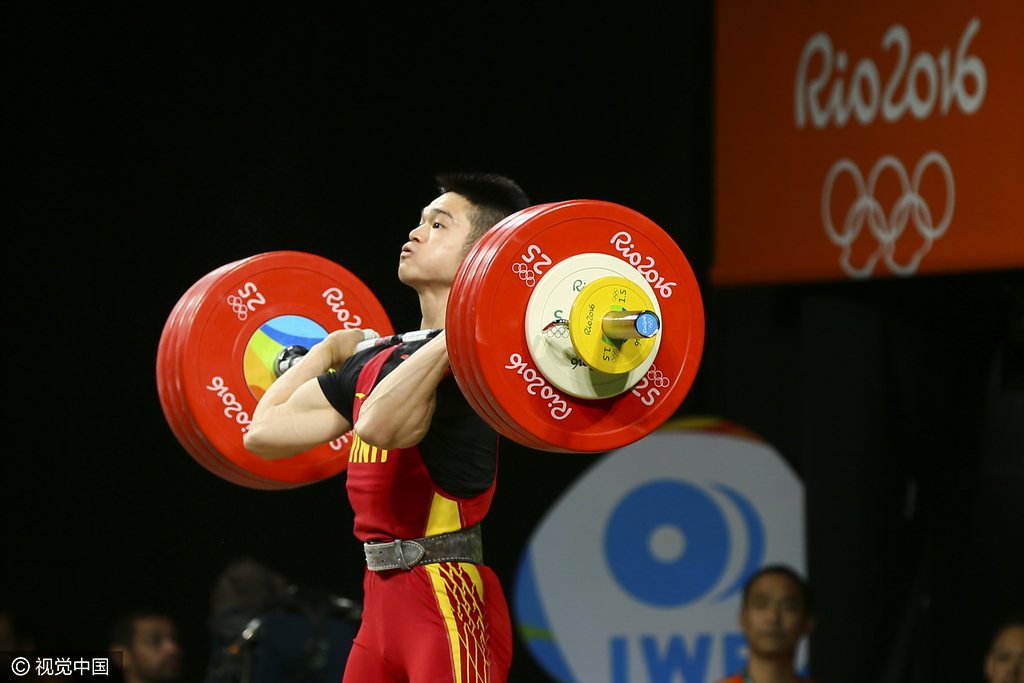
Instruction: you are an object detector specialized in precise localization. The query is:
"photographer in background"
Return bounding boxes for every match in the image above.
[205,557,359,683]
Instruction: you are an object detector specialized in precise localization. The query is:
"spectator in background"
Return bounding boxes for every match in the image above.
[986,617,1024,683]
[109,611,182,683]
[717,565,817,683]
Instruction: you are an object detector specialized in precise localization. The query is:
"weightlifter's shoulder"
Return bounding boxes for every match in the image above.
[316,345,384,420]
[368,338,472,416]
[335,338,432,390]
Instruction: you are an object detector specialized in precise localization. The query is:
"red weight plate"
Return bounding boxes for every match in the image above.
[161,261,278,487]
[502,202,702,451]
[171,261,281,482]
[171,261,285,487]
[176,254,377,487]
[466,201,704,453]
[451,220,555,450]
[448,226,550,450]
[449,217,550,449]
[460,221,559,450]
[447,241,502,430]
[449,206,576,450]
[158,263,234,433]
[176,254,384,488]
[450,230,517,427]
[167,265,260,477]
[158,261,270,486]
[157,267,218,450]
[180,252,394,486]
[454,214,634,454]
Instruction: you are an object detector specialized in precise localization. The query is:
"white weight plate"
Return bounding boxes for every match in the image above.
[524,253,663,399]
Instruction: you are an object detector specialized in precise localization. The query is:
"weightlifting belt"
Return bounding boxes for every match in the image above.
[363,524,483,571]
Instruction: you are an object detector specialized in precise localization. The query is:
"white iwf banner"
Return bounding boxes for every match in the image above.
[514,420,807,683]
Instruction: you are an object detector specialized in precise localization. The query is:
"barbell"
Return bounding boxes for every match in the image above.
[155,200,704,488]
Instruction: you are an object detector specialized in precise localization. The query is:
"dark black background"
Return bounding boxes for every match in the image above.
[5,4,1022,683]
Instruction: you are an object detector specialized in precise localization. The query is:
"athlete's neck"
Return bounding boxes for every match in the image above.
[417,285,450,330]
[747,657,802,683]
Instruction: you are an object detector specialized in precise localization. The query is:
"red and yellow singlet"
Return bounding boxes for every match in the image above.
[321,343,511,683]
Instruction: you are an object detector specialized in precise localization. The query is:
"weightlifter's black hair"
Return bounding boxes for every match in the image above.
[435,172,530,248]
[742,564,815,614]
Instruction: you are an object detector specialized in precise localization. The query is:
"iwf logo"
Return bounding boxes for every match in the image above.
[514,420,806,683]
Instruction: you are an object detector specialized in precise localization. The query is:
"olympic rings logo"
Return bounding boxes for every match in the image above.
[226,295,250,321]
[511,262,537,287]
[822,151,955,279]
[646,366,670,389]
[544,325,569,339]
[631,364,670,406]
[225,282,266,321]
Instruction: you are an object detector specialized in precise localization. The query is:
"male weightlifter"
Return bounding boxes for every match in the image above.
[244,173,530,683]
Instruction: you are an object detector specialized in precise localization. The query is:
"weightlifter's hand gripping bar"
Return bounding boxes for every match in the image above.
[274,329,444,377]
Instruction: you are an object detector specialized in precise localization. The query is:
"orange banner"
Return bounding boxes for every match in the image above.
[713,0,1024,285]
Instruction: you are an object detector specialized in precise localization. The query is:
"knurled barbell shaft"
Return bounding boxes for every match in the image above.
[602,310,661,340]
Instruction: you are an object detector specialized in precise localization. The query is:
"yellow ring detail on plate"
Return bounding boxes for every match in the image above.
[569,276,658,375]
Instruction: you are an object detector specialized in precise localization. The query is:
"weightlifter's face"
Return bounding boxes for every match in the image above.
[399,192,476,288]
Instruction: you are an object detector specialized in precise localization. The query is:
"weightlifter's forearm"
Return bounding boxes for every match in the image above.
[252,330,357,423]
[356,332,449,449]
